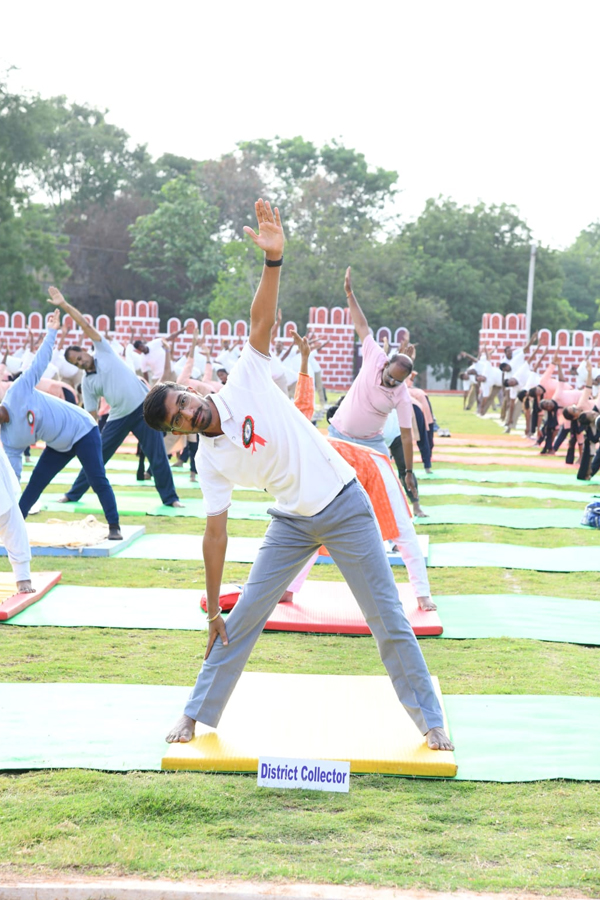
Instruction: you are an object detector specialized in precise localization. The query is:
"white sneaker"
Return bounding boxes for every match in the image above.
[29,500,42,515]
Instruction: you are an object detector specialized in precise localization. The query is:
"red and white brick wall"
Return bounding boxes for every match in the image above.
[479,313,600,385]
[4,301,597,390]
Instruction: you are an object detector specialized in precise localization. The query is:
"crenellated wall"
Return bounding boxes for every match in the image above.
[0,301,364,390]
[479,313,600,384]
[3,302,597,391]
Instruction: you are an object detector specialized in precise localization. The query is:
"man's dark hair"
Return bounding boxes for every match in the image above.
[562,407,576,421]
[64,345,83,363]
[516,389,527,401]
[499,362,511,372]
[143,381,186,432]
[388,352,414,375]
[133,340,145,351]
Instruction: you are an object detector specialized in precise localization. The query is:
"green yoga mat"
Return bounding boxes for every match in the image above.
[41,495,271,520]
[114,534,262,562]
[416,467,593,487]
[22,470,203,490]
[1,683,599,780]
[419,484,597,502]
[114,534,599,572]
[428,543,600,571]
[6,586,600,646]
[5,584,210,630]
[434,594,600,644]
[415,506,586,528]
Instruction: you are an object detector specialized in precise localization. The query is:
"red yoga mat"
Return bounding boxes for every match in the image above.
[0,571,62,621]
[264,580,442,636]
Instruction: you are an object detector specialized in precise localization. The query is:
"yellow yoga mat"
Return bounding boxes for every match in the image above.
[162,672,457,778]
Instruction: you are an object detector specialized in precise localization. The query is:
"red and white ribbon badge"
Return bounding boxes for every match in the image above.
[242,415,267,453]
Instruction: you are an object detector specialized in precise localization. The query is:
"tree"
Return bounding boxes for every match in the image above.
[32,97,155,212]
[392,198,581,383]
[0,203,70,313]
[560,222,600,330]
[0,76,70,312]
[60,193,156,318]
[128,177,223,322]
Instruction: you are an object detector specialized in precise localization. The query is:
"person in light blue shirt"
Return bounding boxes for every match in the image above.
[46,288,181,508]
[0,307,122,540]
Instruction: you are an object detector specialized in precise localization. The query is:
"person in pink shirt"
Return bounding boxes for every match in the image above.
[328,267,420,506]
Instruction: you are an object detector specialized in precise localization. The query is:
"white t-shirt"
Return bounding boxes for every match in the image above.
[214,345,241,372]
[196,342,355,517]
[139,339,165,382]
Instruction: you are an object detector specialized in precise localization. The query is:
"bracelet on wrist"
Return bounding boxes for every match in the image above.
[405,469,413,474]
[265,255,283,268]
[206,606,223,623]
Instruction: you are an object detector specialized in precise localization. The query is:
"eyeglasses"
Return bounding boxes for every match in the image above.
[167,392,188,432]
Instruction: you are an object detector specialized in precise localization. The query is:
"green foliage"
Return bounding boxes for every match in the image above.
[560,221,600,329]
[384,198,582,377]
[34,97,154,211]
[208,240,262,323]
[0,77,70,311]
[128,177,223,322]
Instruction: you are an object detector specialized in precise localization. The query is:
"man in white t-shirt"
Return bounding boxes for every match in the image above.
[143,199,453,753]
[133,338,166,384]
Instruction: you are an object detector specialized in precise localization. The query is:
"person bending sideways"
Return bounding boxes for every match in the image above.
[328,267,425,514]
[142,199,453,752]
[291,330,435,612]
[0,307,122,539]
[46,289,182,510]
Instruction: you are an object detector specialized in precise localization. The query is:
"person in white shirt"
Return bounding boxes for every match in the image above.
[0,440,33,594]
[132,338,166,384]
[142,199,453,753]
[214,338,242,372]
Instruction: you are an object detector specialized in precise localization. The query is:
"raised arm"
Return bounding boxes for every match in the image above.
[244,199,285,355]
[20,309,61,392]
[292,331,314,421]
[47,287,102,343]
[344,267,370,343]
[270,308,282,345]
[165,326,186,345]
[523,331,539,355]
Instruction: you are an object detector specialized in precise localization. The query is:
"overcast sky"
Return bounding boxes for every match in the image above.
[3,0,598,249]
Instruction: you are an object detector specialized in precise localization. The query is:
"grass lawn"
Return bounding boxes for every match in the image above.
[1,396,599,894]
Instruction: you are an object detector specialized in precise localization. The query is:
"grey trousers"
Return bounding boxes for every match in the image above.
[185,480,444,734]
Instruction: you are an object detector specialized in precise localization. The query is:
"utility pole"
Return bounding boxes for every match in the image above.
[525,242,537,340]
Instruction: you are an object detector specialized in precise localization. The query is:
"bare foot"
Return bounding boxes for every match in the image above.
[413,503,428,517]
[165,714,196,743]
[56,495,70,503]
[278,590,294,603]
[16,580,35,594]
[426,727,454,751]
[417,595,437,611]
[170,500,185,508]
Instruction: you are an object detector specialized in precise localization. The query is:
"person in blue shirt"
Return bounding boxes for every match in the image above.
[0,307,122,540]
[45,288,182,509]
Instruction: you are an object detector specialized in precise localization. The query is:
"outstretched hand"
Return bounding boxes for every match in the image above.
[344,266,353,296]
[291,329,311,362]
[47,286,66,307]
[48,308,61,330]
[243,199,284,259]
